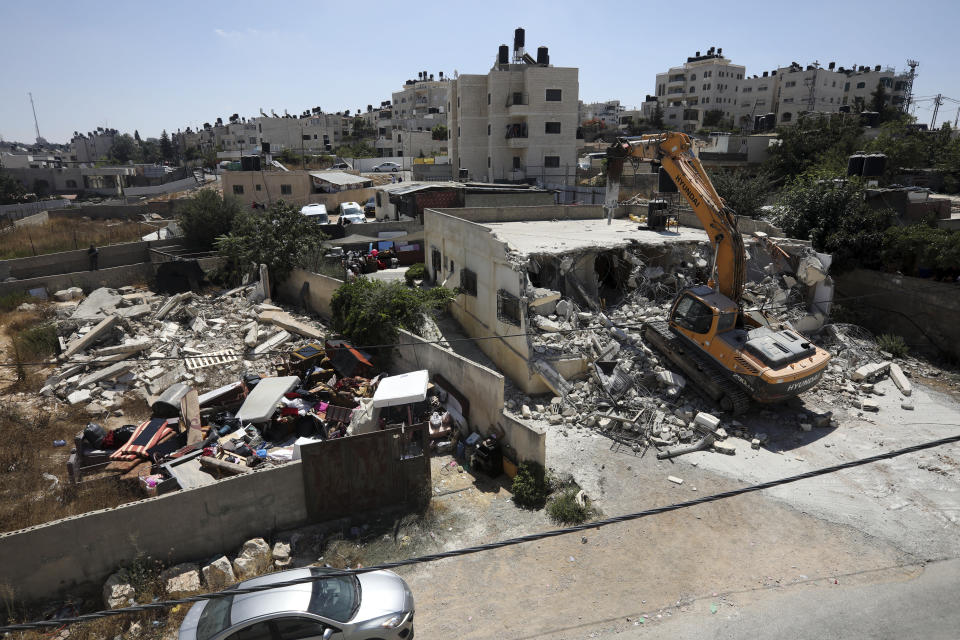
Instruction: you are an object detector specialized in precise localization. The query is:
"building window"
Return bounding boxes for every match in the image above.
[280,184,292,195]
[487,93,491,104]
[431,247,442,277]
[857,82,866,89]
[487,124,491,136]
[690,73,696,80]
[232,185,244,195]
[249,137,257,144]
[545,89,562,101]
[544,155,560,168]
[781,112,792,122]
[397,133,402,142]
[457,126,460,137]
[487,157,491,168]
[513,156,521,170]
[545,122,561,134]
[302,135,310,141]
[497,290,521,325]
[255,184,262,191]
[460,268,477,296]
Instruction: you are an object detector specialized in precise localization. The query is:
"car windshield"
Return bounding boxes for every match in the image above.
[342,205,361,215]
[307,568,360,623]
[196,598,232,640]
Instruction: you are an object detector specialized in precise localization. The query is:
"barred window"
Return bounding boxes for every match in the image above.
[460,268,477,296]
[497,289,521,325]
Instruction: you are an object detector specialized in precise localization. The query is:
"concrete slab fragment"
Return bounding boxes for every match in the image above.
[92,339,151,357]
[77,361,135,388]
[257,310,323,340]
[252,330,291,355]
[889,363,912,397]
[63,315,118,358]
[73,288,122,320]
[851,361,891,382]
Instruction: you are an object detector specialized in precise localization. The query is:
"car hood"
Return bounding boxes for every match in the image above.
[352,571,412,622]
[177,601,207,640]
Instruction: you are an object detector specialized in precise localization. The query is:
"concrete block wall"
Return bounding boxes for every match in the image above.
[392,329,545,465]
[0,462,307,603]
[0,237,182,280]
[277,268,343,319]
[433,204,606,224]
[0,262,156,297]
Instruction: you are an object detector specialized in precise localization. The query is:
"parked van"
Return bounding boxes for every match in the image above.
[300,203,329,224]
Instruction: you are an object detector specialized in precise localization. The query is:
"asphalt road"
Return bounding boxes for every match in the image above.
[617,557,960,640]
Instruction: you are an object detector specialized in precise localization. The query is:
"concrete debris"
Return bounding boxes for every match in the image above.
[159,563,202,596]
[233,538,273,581]
[851,361,892,382]
[667,475,684,485]
[253,330,292,355]
[74,287,123,320]
[712,440,737,455]
[258,309,324,340]
[272,541,293,570]
[889,363,912,397]
[62,315,119,358]
[103,570,135,609]
[859,399,880,412]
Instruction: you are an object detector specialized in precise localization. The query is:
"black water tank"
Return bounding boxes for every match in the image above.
[498,45,509,65]
[754,115,764,131]
[764,113,776,130]
[240,156,261,171]
[514,27,525,50]
[847,154,865,176]
[261,142,270,154]
[862,153,886,177]
[838,105,851,114]
[658,167,678,193]
[860,111,879,127]
[537,46,549,65]
[458,168,469,180]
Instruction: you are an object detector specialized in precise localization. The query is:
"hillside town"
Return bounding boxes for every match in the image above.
[1,13,960,640]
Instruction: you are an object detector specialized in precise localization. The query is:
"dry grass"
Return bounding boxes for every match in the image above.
[0,217,147,259]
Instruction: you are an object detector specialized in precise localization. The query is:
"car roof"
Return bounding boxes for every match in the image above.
[228,568,357,624]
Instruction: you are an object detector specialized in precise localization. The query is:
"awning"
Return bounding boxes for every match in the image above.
[326,230,425,246]
[372,370,429,408]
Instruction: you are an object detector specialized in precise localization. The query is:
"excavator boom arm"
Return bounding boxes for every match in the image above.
[605,133,746,302]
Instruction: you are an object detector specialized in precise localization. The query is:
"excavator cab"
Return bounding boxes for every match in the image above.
[669,286,739,340]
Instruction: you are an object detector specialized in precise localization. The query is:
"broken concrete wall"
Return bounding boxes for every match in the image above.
[675,208,784,237]
[833,268,960,360]
[432,204,609,224]
[497,411,546,465]
[0,462,307,603]
[276,268,342,319]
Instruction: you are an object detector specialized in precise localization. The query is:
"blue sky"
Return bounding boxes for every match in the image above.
[1,0,957,144]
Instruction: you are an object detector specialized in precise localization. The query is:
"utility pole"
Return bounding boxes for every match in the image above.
[903,59,919,114]
[930,94,943,129]
[954,106,959,128]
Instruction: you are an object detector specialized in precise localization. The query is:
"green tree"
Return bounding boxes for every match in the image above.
[176,190,241,249]
[159,130,174,162]
[709,168,772,218]
[651,102,665,129]
[869,81,888,114]
[330,278,455,359]
[0,170,27,204]
[134,130,142,144]
[108,133,139,164]
[774,168,895,271]
[702,110,727,128]
[215,200,328,287]
[431,124,448,140]
[140,139,160,164]
[764,115,864,182]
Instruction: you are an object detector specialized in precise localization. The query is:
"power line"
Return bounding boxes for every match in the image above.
[2,429,958,633]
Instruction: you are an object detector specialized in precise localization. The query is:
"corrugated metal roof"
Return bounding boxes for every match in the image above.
[309,171,371,186]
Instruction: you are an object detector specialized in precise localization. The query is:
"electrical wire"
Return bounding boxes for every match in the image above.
[2,430,958,633]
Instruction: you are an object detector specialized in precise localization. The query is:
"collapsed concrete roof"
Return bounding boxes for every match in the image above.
[485,218,708,256]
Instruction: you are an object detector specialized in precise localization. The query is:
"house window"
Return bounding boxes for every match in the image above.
[545,89,562,101]
[397,133,402,142]
[255,184,262,191]
[232,185,244,195]
[487,93,491,104]
[487,124,491,135]
[457,126,460,137]
[857,82,866,89]
[497,290,521,325]
[487,157,491,168]
[545,122,561,134]
[302,135,310,141]
[431,247,441,277]
[280,184,292,195]
[513,156,521,170]
[249,137,257,144]
[460,268,477,296]
[544,156,560,168]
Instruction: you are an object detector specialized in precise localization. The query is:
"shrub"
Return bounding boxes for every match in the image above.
[877,333,909,358]
[511,461,550,509]
[404,263,427,286]
[547,487,598,525]
[176,190,241,250]
[0,292,29,313]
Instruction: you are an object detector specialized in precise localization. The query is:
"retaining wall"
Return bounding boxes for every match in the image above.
[0,238,182,281]
[833,268,960,360]
[0,463,307,603]
[0,262,156,297]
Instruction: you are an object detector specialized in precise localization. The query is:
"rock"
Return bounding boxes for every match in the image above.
[813,412,833,428]
[273,542,292,569]
[901,401,915,411]
[103,570,135,609]
[667,475,684,485]
[694,412,721,431]
[160,563,202,596]
[233,538,272,580]
[202,556,237,590]
[555,299,572,318]
[799,422,812,432]
[85,402,107,415]
[521,404,532,419]
[53,289,74,302]
[536,317,562,333]
[548,414,564,425]
[751,438,761,449]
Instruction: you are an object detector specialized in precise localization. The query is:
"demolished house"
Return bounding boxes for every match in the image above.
[49,282,458,494]
[425,204,844,455]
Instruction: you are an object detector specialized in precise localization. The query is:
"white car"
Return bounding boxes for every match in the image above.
[339,202,365,225]
[300,203,329,224]
[372,162,401,173]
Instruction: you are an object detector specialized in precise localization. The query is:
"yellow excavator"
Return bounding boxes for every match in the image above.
[604,133,831,414]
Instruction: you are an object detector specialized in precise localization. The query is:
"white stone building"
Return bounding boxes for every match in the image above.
[654,47,746,132]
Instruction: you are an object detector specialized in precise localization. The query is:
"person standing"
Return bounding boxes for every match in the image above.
[87,244,99,270]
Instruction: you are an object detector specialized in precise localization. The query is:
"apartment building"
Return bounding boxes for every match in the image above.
[654,47,746,132]
[391,72,450,131]
[449,29,580,184]
[69,129,119,163]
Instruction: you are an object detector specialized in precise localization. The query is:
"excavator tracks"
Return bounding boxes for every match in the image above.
[642,321,751,416]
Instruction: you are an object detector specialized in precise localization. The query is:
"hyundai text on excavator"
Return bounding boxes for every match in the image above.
[604,133,831,414]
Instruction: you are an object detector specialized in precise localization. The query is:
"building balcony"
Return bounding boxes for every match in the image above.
[505,92,529,110]
[507,137,529,149]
